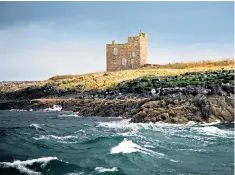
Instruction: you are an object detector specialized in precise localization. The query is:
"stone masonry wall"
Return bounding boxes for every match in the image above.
[139,33,148,66]
[106,31,148,72]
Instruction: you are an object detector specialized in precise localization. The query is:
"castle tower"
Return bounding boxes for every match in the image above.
[106,30,148,72]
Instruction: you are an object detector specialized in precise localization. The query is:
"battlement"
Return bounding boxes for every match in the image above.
[107,31,147,46]
[106,30,148,72]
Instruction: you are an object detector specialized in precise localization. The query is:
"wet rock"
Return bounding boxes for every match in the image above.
[220,110,233,122]
[159,113,169,121]
[208,114,218,123]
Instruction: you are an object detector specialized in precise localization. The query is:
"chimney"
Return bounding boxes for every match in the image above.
[112,40,115,44]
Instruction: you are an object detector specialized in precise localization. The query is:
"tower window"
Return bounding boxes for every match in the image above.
[131,59,134,65]
[132,51,136,57]
[131,59,134,69]
[113,48,118,55]
[122,58,126,66]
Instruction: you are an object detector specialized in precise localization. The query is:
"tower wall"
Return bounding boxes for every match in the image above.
[106,31,148,72]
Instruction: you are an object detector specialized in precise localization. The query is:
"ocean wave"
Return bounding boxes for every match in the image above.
[110,138,164,157]
[33,134,78,141]
[97,119,183,132]
[192,126,234,138]
[95,167,118,173]
[0,157,58,175]
[29,123,43,131]
[97,119,191,140]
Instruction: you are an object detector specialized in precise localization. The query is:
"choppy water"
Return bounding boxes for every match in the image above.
[0,111,234,175]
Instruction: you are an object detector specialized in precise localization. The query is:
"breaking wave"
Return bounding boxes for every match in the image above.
[95,167,118,173]
[111,138,164,157]
[97,119,183,131]
[0,157,58,175]
[33,134,78,141]
[43,105,62,112]
[29,123,43,131]
[199,120,221,126]
[192,126,234,138]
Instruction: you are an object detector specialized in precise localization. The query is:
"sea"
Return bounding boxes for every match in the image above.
[0,110,234,175]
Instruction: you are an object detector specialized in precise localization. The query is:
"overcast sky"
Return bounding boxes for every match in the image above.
[0,1,234,81]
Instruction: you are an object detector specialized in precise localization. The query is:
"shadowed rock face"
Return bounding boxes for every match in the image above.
[130,95,234,123]
[0,70,234,124]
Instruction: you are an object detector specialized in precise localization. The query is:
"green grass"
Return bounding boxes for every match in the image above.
[0,59,234,93]
[113,69,234,93]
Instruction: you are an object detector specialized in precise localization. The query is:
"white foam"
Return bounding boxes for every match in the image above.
[44,105,62,112]
[111,139,138,154]
[169,159,179,163]
[78,129,85,133]
[179,148,207,153]
[59,114,78,117]
[97,119,181,132]
[9,109,27,111]
[110,138,164,157]
[115,130,138,137]
[55,141,79,144]
[97,119,188,140]
[193,126,234,138]
[0,157,58,175]
[186,121,197,126]
[58,113,79,118]
[199,120,221,126]
[65,172,84,175]
[95,167,118,173]
[33,135,78,141]
[29,123,42,130]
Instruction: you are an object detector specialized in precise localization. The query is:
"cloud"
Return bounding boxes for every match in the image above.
[0,21,233,81]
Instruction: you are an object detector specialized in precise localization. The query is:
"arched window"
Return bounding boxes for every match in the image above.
[122,58,126,66]
[113,48,118,55]
[132,51,136,57]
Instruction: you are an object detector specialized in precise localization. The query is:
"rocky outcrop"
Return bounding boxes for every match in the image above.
[130,95,234,123]
[0,84,77,100]
[0,69,234,124]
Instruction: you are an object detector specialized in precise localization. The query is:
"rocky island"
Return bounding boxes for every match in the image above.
[0,59,234,124]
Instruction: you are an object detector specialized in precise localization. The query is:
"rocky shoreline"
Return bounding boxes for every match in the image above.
[0,69,234,124]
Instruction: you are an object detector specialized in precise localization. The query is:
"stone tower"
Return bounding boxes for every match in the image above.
[106,30,148,72]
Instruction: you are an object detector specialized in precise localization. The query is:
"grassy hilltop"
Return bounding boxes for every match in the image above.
[48,59,235,91]
[0,59,234,95]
